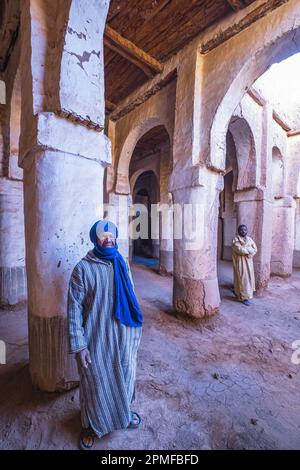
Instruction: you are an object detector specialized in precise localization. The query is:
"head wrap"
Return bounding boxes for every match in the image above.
[89,220,143,327]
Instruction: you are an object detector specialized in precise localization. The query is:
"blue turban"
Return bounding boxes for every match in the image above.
[89,220,143,327]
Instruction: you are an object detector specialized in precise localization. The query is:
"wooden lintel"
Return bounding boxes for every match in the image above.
[201,0,289,54]
[287,129,300,137]
[247,87,266,106]
[110,69,177,122]
[273,110,291,132]
[105,99,117,112]
[104,25,163,78]
[227,0,248,12]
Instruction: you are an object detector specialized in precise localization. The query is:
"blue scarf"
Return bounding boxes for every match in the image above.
[89,221,143,327]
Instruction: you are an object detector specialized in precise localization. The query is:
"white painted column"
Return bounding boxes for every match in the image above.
[294,199,300,268]
[159,144,173,274]
[0,65,26,306]
[170,49,221,318]
[171,167,222,318]
[0,178,26,306]
[21,114,110,391]
[271,196,296,276]
[234,188,272,291]
[19,0,111,391]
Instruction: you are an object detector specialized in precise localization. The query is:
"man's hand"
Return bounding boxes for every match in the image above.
[76,348,92,368]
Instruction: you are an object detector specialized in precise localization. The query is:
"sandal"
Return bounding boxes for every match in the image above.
[128,411,142,429]
[79,427,96,450]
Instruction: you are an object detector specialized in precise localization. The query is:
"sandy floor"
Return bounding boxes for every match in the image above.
[0,261,299,450]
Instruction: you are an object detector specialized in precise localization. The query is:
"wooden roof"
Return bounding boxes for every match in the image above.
[1,0,270,116]
[0,0,20,73]
[105,0,256,107]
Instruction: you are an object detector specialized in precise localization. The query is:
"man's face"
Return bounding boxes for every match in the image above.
[238,225,248,237]
[97,231,116,247]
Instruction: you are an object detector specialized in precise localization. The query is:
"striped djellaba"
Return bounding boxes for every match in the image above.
[67,250,142,437]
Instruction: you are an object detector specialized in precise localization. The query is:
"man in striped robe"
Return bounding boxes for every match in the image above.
[68,220,143,449]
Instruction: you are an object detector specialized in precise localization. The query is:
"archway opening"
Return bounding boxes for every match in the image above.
[216,50,300,301]
[128,125,173,273]
[217,118,256,299]
[272,147,284,198]
[131,170,159,265]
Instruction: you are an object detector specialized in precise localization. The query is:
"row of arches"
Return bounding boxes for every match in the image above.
[109,108,297,294]
[2,47,299,309]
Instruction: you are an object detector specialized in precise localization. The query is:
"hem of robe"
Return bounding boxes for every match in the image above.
[82,405,132,438]
[233,271,256,301]
[234,282,255,300]
[237,292,254,301]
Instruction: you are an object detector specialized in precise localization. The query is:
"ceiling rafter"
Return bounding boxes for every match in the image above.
[104,25,163,78]
[105,99,117,112]
[226,0,251,11]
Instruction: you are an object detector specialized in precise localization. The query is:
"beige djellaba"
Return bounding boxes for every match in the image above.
[232,235,257,301]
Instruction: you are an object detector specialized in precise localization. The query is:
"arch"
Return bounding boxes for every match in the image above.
[132,170,159,202]
[218,117,256,268]
[116,118,171,194]
[210,25,300,171]
[130,167,159,195]
[272,146,284,198]
[228,116,256,190]
[131,170,160,260]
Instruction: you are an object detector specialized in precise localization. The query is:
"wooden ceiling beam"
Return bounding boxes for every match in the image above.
[287,129,300,137]
[226,0,249,11]
[201,0,288,54]
[105,99,117,112]
[104,25,163,78]
[109,69,177,122]
[273,110,291,132]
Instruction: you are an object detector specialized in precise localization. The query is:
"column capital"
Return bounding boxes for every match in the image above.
[234,187,270,203]
[274,195,297,208]
[19,112,111,169]
[169,164,223,193]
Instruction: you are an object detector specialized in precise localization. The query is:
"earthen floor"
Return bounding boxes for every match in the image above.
[0,261,299,450]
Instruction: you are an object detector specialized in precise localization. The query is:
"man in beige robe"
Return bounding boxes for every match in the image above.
[232,224,257,306]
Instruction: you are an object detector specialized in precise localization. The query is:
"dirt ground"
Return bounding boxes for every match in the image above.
[0,261,299,450]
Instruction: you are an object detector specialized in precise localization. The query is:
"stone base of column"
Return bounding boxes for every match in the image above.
[159,250,173,275]
[0,266,27,306]
[173,276,220,319]
[253,261,271,292]
[270,262,293,278]
[28,312,79,392]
